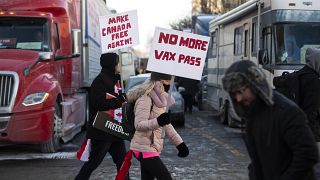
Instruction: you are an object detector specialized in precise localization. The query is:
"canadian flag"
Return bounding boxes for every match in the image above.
[76,138,91,162]
[105,81,123,122]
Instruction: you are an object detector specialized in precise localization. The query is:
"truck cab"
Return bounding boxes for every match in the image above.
[0,0,105,152]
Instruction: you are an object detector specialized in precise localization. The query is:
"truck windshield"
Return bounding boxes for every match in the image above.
[274,23,320,65]
[0,17,50,51]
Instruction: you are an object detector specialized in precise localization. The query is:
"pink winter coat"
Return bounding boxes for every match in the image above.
[129,81,183,153]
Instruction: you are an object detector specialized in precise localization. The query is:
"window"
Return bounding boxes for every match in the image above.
[274,23,320,64]
[251,22,257,56]
[234,27,243,55]
[262,27,272,63]
[211,30,217,58]
[244,30,249,57]
[53,23,60,50]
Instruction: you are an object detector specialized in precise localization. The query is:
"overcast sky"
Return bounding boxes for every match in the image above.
[106,0,192,56]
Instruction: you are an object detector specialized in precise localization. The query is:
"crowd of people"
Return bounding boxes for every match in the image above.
[74,48,320,180]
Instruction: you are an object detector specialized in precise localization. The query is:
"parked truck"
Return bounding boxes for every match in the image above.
[0,0,111,152]
[191,14,217,110]
[207,0,320,127]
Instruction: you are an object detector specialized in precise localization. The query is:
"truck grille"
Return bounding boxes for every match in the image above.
[0,75,15,107]
[0,72,18,114]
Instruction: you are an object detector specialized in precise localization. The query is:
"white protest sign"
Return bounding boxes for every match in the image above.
[147,27,210,80]
[99,10,139,53]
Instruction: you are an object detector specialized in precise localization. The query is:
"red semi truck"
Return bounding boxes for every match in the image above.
[0,0,110,152]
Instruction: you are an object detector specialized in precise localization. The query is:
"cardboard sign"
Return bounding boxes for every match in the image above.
[147,27,210,80]
[93,111,133,141]
[99,10,139,53]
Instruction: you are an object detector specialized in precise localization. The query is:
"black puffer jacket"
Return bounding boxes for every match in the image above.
[86,53,124,141]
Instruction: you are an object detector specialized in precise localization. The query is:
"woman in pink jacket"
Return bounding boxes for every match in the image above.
[127,72,189,180]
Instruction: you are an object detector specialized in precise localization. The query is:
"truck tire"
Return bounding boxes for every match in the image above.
[219,102,228,125]
[40,102,61,153]
[220,102,237,128]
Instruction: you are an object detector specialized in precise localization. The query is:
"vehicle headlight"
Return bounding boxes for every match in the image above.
[22,92,49,106]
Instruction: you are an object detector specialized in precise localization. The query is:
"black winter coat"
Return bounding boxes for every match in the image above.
[86,71,123,141]
[242,92,318,180]
[299,66,320,141]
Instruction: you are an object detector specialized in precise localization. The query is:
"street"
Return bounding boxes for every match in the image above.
[0,109,250,180]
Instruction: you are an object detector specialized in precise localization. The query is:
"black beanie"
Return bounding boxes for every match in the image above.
[151,72,172,81]
[100,53,119,68]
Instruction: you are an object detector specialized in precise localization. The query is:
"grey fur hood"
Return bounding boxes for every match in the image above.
[222,60,274,106]
[306,48,320,76]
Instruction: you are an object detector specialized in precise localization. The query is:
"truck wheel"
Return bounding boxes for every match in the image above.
[41,102,62,153]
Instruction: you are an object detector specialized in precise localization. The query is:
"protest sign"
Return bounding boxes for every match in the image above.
[99,10,139,53]
[147,27,210,80]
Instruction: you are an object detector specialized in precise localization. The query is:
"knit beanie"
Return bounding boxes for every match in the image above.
[150,72,172,81]
[222,60,273,106]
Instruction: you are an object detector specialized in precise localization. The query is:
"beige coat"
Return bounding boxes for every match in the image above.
[128,80,183,153]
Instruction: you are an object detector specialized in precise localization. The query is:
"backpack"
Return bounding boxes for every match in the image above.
[273,71,302,104]
[122,98,153,139]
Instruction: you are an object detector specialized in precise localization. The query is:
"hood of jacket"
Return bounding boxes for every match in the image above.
[127,79,155,103]
[222,60,274,107]
[305,48,320,76]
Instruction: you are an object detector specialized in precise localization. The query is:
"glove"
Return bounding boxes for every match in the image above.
[115,93,127,108]
[157,112,171,126]
[176,142,189,157]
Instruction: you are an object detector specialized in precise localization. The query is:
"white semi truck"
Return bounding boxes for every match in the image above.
[206,0,320,126]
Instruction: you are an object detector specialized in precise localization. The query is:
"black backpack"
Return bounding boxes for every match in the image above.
[122,98,153,139]
[273,71,302,104]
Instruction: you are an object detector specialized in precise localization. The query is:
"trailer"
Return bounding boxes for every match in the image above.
[0,0,111,152]
[207,0,320,126]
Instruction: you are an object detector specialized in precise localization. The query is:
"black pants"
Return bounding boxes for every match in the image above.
[137,154,172,180]
[183,94,194,113]
[75,139,128,180]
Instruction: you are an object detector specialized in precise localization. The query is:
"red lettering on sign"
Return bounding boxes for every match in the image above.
[178,54,201,66]
[158,32,178,45]
[106,23,131,35]
[108,14,129,24]
[155,50,176,61]
[179,37,208,51]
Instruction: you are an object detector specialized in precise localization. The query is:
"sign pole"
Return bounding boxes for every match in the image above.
[118,50,125,93]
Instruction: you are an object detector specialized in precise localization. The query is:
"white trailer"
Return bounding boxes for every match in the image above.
[207,0,320,126]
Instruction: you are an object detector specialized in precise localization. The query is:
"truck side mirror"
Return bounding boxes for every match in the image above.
[72,29,81,57]
[258,49,269,65]
[39,52,52,62]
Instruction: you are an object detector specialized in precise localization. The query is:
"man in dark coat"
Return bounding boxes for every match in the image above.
[75,53,128,180]
[176,77,199,114]
[222,60,318,180]
[298,48,320,179]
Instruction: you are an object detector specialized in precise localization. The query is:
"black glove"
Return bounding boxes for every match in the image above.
[115,93,126,108]
[176,142,189,157]
[157,112,171,126]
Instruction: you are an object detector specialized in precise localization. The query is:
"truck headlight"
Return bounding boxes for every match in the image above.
[22,92,49,106]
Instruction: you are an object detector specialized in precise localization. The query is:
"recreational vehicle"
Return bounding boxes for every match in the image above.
[207,0,320,126]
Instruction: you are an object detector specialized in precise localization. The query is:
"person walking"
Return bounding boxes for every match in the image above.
[297,48,320,179]
[75,53,128,180]
[222,60,318,180]
[126,72,189,180]
[176,77,199,114]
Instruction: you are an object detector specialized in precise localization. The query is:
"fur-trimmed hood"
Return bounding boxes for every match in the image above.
[127,79,155,103]
[222,60,274,106]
